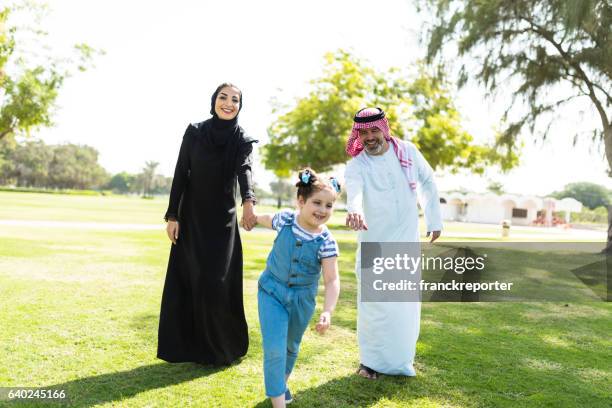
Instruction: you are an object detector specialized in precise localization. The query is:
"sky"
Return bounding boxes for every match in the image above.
[17,0,611,196]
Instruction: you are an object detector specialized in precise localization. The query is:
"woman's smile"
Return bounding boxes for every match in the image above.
[214,86,241,120]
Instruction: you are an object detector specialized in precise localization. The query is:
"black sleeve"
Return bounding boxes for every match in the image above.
[164,126,193,221]
[236,141,257,205]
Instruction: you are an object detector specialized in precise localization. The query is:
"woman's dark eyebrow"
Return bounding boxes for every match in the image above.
[219,92,239,101]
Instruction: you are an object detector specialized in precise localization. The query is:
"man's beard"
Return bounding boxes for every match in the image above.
[364,140,384,155]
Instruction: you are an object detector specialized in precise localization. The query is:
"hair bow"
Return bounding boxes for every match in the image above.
[329,177,341,193]
[301,170,311,184]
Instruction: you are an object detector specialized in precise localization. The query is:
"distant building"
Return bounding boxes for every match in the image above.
[438,193,583,226]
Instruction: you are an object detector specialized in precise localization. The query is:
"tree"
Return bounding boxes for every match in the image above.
[1,139,107,189]
[0,4,97,142]
[419,0,611,247]
[107,172,135,194]
[150,175,172,195]
[48,144,108,189]
[552,182,611,210]
[270,177,294,209]
[263,50,516,176]
[0,136,17,184]
[487,181,505,195]
[252,181,272,202]
[6,140,53,187]
[408,63,518,172]
[140,161,159,198]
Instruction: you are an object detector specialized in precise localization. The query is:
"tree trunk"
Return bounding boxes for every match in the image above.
[603,124,612,254]
[605,205,612,253]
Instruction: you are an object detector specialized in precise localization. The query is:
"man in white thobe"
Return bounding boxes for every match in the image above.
[344,107,442,379]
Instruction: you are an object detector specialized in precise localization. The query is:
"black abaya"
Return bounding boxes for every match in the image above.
[157,119,256,365]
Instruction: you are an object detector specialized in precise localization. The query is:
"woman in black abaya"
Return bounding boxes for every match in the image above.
[158,83,257,365]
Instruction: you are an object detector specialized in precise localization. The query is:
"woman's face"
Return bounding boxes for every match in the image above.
[214,86,241,120]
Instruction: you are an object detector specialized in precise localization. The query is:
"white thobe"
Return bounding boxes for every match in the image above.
[345,141,442,375]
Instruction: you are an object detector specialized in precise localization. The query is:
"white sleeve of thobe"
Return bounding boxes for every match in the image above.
[344,158,364,215]
[415,148,443,232]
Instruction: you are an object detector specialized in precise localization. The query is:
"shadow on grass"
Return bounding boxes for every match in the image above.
[251,375,408,408]
[41,362,225,407]
[250,372,473,408]
[252,302,611,407]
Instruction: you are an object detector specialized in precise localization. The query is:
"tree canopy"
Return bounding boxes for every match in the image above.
[263,50,517,177]
[419,0,611,173]
[0,138,173,195]
[0,3,98,141]
[0,140,108,189]
[552,181,611,209]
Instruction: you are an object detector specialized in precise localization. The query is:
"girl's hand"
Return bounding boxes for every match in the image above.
[166,221,179,244]
[316,311,331,334]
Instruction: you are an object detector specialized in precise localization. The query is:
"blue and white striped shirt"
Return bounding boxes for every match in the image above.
[271,209,339,260]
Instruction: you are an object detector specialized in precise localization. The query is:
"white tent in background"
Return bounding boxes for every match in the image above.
[438,193,583,226]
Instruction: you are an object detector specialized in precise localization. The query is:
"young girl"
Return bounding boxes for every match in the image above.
[253,168,341,407]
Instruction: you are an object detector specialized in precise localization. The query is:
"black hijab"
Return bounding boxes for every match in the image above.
[202,84,245,191]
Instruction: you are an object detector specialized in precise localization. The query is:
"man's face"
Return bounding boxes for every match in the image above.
[358,127,387,155]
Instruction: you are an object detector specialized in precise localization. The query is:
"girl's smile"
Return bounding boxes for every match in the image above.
[297,189,336,232]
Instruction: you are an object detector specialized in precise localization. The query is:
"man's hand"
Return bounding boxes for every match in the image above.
[166,221,179,244]
[426,230,441,243]
[345,212,368,231]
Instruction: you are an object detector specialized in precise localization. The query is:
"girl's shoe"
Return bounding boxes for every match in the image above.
[285,388,293,404]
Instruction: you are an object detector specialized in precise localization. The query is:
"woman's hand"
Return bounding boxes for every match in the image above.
[166,221,179,244]
[241,200,257,231]
[316,311,331,334]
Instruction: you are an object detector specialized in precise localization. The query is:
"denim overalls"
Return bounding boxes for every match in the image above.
[258,215,324,397]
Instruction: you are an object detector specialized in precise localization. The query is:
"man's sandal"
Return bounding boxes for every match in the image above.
[356,363,379,380]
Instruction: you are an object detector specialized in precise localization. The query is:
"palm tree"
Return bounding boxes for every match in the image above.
[141,160,159,198]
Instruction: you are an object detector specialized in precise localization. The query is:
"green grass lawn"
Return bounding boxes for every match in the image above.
[0,191,603,240]
[0,192,168,224]
[0,192,611,407]
[0,192,349,228]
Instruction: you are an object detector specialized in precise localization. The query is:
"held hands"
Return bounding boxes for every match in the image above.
[315,311,331,334]
[166,221,179,244]
[241,201,257,231]
[345,212,368,231]
[239,215,258,230]
[426,230,441,243]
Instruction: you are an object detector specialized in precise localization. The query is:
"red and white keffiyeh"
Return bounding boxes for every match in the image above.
[346,108,392,157]
[346,107,416,190]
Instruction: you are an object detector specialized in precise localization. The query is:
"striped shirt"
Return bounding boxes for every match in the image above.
[271,209,339,260]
